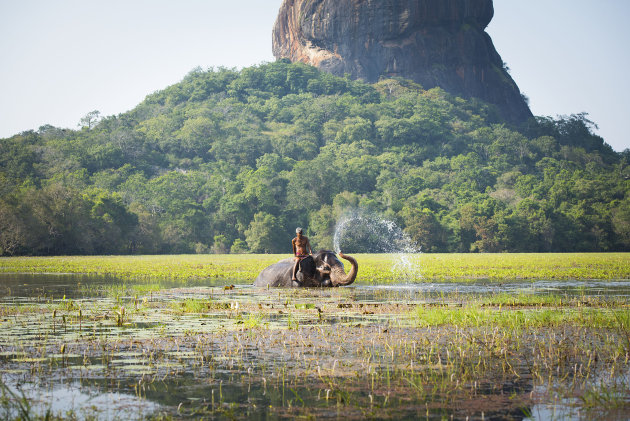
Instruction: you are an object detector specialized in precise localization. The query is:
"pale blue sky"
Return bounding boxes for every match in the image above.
[1,0,628,151]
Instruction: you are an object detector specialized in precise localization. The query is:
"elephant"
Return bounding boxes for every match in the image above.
[253,250,358,287]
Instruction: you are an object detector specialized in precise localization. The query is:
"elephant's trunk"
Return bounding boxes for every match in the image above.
[330,252,358,287]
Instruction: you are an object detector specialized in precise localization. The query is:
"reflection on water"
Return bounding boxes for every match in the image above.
[352,279,630,300]
[2,273,630,302]
[0,273,110,300]
[0,273,228,301]
[1,380,160,420]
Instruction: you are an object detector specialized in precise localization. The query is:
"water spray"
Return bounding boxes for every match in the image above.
[332,209,422,281]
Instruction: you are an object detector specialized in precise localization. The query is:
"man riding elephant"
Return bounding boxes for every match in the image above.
[254,226,357,288]
[254,249,358,288]
[291,227,312,282]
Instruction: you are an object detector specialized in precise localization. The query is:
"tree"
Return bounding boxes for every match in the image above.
[212,235,229,254]
[401,207,448,252]
[0,61,626,255]
[230,239,249,254]
[0,199,40,255]
[84,188,139,254]
[611,198,630,250]
[79,110,101,130]
[245,212,287,253]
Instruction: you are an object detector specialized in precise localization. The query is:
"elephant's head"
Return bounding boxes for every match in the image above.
[311,250,358,287]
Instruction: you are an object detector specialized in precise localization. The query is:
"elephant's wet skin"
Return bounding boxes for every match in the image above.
[254,250,358,288]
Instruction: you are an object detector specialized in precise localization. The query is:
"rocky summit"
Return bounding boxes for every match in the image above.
[273,0,532,123]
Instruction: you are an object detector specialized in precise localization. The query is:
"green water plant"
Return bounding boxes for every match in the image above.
[1,253,629,284]
[411,304,628,329]
[0,285,628,419]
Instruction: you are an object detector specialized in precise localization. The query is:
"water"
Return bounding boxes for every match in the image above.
[0,273,114,301]
[2,274,630,419]
[3,273,630,302]
[1,380,160,420]
[332,210,419,254]
[332,209,422,280]
[0,273,228,303]
[352,280,630,300]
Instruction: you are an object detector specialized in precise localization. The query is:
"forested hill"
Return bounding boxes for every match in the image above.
[1,61,629,255]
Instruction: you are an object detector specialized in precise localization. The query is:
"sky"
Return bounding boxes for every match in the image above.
[1,0,628,151]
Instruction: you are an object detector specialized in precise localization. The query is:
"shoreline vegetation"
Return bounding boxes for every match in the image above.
[1,253,629,283]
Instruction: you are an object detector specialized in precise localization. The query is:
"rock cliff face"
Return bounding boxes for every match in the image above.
[273,0,532,123]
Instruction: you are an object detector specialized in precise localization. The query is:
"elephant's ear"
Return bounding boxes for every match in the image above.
[298,256,316,275]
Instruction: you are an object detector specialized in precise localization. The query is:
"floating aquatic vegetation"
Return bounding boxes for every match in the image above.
[1,254,629,286]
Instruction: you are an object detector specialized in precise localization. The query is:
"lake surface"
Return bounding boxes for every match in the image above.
[1,273,628,420]
[3,272,630,301]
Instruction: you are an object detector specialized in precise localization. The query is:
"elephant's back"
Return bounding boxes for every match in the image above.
[253,260,294,287]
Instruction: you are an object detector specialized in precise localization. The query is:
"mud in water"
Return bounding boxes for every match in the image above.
[1,274,629,420]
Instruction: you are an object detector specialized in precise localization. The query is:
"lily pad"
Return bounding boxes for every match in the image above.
[12,357,48,363]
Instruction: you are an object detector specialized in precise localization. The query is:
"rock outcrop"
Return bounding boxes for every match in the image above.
[273,0,532,123]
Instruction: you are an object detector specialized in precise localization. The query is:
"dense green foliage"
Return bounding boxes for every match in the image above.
[1,61,629,255]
